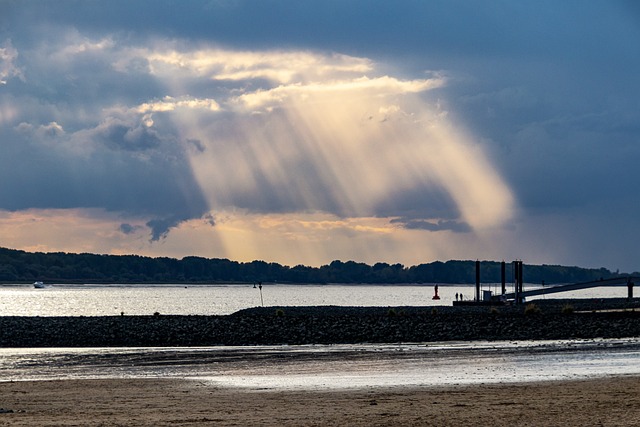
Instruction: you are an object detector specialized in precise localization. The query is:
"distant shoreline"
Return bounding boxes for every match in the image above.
[2,247,629,288]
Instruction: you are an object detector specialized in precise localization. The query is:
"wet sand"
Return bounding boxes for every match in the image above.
[1,376,639,426]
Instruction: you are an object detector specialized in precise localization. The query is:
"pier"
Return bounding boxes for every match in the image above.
[501,276,638,302]
[454,260,637,306]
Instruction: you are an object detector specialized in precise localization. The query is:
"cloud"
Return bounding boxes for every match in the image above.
[0,40,22,84]
[138,47,374,84]
[119,223,141,235]
[16,121,65,138]
[135,96,220,114]
[146,215,187,241]
[391,218,472,233]
[3,1,638,271]
[0,208,150,255]
[0,30,515,247]
[184,73,514,227]
[86,115,163,152]
[233,75,445,112]
[2,119,209,241]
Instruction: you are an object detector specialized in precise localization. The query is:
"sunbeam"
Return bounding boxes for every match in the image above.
[155,47,517,263]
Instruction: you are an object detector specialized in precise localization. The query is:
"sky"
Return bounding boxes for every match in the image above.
[0,0,639,272]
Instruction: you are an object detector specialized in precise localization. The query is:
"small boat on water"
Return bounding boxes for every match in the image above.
[33,281,46,289]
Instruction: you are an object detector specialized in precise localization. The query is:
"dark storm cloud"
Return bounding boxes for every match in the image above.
[391,218,472,234]
[0,121,209,236]
[90,116,162,152]
[0,19,212,239]
[119,223,141,235]
[146,215,187,241]
[3,0,623,59]
[372,186,461,223]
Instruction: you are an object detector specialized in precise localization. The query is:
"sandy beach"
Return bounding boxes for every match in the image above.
[1,376,639,426]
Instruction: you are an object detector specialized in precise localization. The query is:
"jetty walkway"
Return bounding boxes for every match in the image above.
[502,276,639,301]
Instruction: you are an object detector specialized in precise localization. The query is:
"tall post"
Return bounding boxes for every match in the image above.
[518,261,524,295]
[513,260,519,305]
[475,260,480,302]
[501,261,506,295]
[628,280,634,301]
[513,261,524,304]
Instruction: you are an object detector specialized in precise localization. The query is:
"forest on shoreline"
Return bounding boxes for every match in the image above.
[0,247,630,285]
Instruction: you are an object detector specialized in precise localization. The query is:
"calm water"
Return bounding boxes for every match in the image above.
[0,283,631,316]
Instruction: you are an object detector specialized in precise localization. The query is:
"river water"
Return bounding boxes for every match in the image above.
[0,283,629,316]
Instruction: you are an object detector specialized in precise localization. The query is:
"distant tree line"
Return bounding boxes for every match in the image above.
[0,247,629,285]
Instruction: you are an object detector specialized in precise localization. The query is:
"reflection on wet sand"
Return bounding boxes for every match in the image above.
[2,338,640,390]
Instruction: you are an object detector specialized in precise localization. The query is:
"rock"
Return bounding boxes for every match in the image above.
[0,299,638,346]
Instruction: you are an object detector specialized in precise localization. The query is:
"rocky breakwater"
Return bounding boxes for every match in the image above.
[0,299,639,347]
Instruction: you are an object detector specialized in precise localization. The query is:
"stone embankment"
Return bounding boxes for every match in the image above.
[1,299,639,347]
